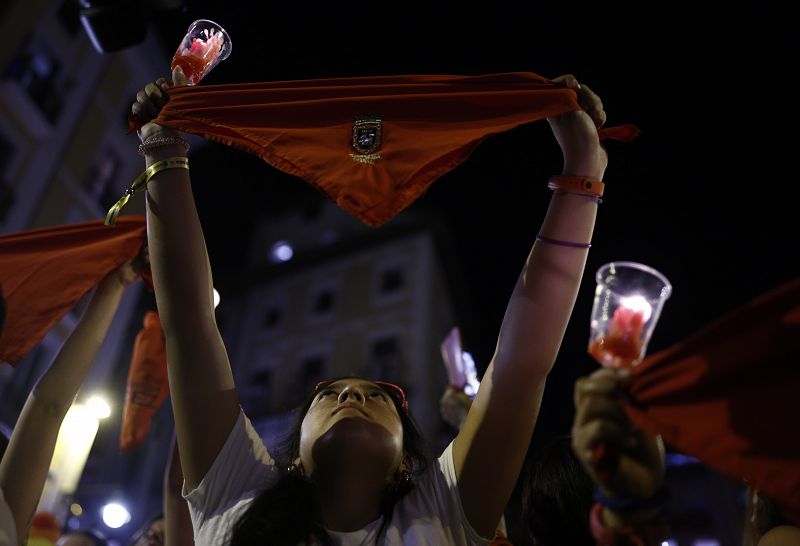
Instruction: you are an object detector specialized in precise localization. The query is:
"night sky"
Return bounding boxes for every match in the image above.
[147,3,796,441]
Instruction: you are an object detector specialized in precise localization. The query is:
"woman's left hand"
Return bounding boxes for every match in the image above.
[547,74,608,179]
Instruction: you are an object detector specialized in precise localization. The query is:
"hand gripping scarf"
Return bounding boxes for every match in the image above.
[130,72,638,227]
[624,277,800,524]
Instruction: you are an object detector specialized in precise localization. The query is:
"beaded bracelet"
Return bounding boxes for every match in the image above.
[105,157,189,226]
[138,136,190,157]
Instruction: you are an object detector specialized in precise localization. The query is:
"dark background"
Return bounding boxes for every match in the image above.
[142,3,796,541]
[148,1,797,437]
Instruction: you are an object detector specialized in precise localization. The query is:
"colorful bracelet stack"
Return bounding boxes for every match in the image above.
[534,174,604,249]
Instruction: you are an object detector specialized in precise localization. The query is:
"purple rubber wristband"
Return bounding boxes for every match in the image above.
[536,234,592,249]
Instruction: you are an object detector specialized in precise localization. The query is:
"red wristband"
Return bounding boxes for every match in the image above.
[548,175,605,197]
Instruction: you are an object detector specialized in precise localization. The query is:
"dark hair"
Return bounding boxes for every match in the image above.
[68,528,109,546]
[127,512,164,546]
[521,435,595,546]
[230,377,429,546]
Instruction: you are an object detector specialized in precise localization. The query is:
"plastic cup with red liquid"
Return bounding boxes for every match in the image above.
[589,261,672,370]
[171,19,232,85]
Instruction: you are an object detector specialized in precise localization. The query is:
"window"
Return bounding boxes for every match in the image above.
[286,355,326,408]
[368,336,402,382]
[263,306,282,330]
[313,289,336,314]
[380,266,405,294]
[307,279,339,323]
[244,370,273,419]
[4,38,65,124]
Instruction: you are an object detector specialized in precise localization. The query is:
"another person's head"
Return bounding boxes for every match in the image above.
[231,377,428,545]
[127,513,164,546]
[55,529,108,546]
[521,435,595,546]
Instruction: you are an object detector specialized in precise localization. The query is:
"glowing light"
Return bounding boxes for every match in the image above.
[101,503,131,528]
[213,288,221,309]
[86,396,111,419]
[270,241,293,263]
[461,352,481,398]
[619,295,653,322]
[70,503,83,516]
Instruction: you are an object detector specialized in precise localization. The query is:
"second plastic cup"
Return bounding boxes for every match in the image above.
[588,261,672,369]
[170,19,232,85]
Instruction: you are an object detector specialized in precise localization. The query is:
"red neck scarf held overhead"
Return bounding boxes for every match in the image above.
[0,217,149,366]
[136,72,638,227]
[624,276,800,524]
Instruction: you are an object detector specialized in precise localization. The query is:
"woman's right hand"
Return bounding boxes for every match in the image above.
[572,367,665,500]
[132,66,188,143]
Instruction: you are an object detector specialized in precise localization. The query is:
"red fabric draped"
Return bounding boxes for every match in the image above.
[624,277,800,523]
[140,72,638,227]
[0,217,148,366]
[120,310,169,452]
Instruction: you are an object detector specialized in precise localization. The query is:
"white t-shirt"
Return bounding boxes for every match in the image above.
[0,488,17,546]
[184,410,491,546]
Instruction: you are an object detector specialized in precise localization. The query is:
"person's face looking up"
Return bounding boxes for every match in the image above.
[299,379,405,478]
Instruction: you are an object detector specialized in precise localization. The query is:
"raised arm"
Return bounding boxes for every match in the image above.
[134,68,240,490]
[452,75,608,537]
[0,260,140,545]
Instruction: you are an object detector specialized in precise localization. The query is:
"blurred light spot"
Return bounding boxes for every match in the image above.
[86,396,111,419]
[270,241,293,263]
[101,503,130,528]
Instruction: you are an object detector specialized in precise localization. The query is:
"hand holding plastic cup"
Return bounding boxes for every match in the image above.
[171,19,232,85]
[588,261,672,370]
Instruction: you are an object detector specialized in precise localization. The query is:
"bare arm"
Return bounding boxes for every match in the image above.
[0,265,137,545]
[452,75,608,537]
[135,69,240,491]
[164,437,194,546]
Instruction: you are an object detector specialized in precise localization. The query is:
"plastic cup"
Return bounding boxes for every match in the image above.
[170,19,232,85]
[588,261,672,369]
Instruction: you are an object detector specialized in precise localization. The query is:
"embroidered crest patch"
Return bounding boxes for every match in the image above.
[350,115,382,164]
